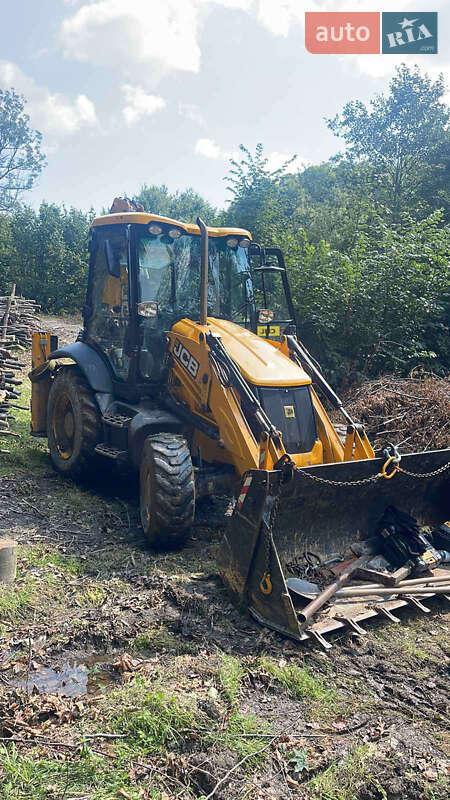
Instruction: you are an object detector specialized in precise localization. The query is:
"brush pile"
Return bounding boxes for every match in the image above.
[343,372,450,454]
[0,285,41,452]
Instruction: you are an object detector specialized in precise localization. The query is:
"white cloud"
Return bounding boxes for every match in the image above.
[60,0,203,75]
[195,139,306,172]
[59,0,450,88]
[0,60,97,140]
[121,84,166,126]
[195,138,230,159]
[57,0,313,79]
[178,103,205,125]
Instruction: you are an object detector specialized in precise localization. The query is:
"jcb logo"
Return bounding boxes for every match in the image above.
[173,339,199,379]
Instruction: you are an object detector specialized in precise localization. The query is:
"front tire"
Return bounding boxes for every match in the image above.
[140,433,195,548]
[47,365,102,477]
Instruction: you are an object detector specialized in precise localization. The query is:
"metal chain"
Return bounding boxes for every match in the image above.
[296,470,383,487]
[296,460,450,487]
[264,493,279,574]
[259,492,279,595]
[398,462,450,479]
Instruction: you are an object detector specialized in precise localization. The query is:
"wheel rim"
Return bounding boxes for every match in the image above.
[52,392,76,460]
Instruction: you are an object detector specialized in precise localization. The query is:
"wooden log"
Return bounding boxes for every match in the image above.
[0,539,17,583]
[1,284,16,341]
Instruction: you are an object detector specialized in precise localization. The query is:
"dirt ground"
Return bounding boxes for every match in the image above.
[0,315,448,800]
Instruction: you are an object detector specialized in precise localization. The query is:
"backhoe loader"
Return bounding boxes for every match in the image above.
[30,200,450,644]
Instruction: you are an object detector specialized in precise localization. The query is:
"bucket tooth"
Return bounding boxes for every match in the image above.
[375,605,400,623]
[335,615,367,635]
[308,629,333,650]
[404,595,431,613]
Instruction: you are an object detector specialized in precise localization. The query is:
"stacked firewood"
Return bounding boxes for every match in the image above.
[0,285,41,346]
[0,285,41,453]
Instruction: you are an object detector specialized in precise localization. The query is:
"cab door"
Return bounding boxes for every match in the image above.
[85,226,131,381]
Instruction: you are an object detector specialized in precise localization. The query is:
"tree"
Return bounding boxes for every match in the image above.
[0,89,46,213]
[327,64,449,220]
[133,184,217,224]
[281,211,450,384]
[10,202,91,312]
[0,214,18,294]
[224,144,297,241]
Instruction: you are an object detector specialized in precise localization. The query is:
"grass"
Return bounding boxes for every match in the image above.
[218,653,245,706]
[220,711,270,768]
[372,616,443,666]
[0,379,49,476]
[0,744,162,800]
[258,656,336,703]
[307,744,381,799]
[109,678,198,754]
[18,544,82,576]
[0,583,34,626]
[133,624,196,654]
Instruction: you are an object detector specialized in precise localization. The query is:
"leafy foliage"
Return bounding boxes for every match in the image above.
[327,64,450,220]
[4,202,93,312]
[0,64,448,384]
[133,183,218,223]
[0,90,46,213]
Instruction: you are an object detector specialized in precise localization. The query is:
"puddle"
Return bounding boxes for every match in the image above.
[11,654,118,697]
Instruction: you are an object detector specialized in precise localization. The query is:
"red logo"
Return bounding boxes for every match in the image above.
[305,12,380,54]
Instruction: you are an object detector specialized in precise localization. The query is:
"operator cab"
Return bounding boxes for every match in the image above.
[84,211,297,397]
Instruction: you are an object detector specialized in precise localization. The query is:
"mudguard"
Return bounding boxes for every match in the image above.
[49,342,113,394]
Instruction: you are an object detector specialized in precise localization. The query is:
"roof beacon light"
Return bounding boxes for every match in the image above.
[148,223,163,235]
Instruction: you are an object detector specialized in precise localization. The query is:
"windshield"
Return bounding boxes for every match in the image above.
[138,233,253,325]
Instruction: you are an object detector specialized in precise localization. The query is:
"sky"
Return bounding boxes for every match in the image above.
[1,0,449,215]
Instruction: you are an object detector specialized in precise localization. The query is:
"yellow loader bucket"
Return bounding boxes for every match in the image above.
[217,448,450,644]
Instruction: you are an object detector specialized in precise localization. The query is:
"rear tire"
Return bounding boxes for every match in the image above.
[140,433,195,548]
[47,365,102,478]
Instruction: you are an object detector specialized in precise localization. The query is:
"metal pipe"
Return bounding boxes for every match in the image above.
[335,584,450,598]
[297,583,450,599]
[197,216,208,326]
[350,573,450,590]
[298,555,368,626]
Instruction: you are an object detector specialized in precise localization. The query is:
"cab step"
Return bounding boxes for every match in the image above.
[94,443,127,461]
[102,413,132,429]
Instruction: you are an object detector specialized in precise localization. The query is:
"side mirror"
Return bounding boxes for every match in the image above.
[258,309,274,323]
[104,240,121,278]
[138,301,158,318]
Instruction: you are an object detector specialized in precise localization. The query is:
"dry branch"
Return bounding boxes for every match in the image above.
[342,372,450,453]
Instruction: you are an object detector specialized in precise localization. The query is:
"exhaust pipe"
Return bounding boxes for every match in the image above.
[197,216,208,326]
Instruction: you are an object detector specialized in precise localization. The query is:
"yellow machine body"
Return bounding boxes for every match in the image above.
[167,316,373,478]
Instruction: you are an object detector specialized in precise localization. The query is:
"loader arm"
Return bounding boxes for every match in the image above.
[166,321,287,477]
